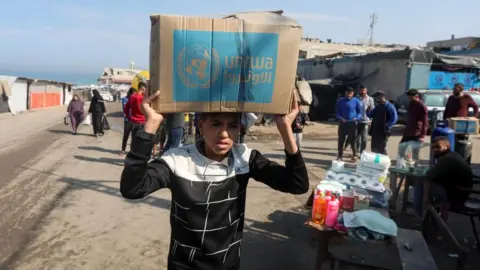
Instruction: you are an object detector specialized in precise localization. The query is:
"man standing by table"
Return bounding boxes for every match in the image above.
[443,83,478,163]
[336,87,362,162]
[399,89,428,160]
[356,85,375,156]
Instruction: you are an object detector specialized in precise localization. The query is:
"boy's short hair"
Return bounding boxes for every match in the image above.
[138,81,147,90]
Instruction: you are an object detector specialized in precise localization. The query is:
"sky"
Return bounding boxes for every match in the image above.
[0,0,479,74]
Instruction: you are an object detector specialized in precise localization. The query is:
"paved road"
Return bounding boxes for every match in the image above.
[1,104,479,269]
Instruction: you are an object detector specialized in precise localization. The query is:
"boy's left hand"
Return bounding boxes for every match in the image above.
[274,94,299,130]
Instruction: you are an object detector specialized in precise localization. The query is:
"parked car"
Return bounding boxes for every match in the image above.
[395,90,450,131]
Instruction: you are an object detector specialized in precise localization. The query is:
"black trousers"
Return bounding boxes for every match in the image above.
[122,121,133,151]
[371,135,388,155]
[92,113,104,135]
[338,122,357,158]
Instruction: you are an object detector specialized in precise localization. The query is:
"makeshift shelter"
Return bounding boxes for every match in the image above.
[298,49,480,120]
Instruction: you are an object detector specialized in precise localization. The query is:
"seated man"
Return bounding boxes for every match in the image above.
[414,137,473,219]
[120,91,309,270]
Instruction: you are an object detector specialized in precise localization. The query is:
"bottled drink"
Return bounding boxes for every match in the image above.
[325,196,340,228]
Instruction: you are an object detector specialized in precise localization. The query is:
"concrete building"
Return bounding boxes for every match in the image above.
[0,75,73,114]
[427,36,480,57]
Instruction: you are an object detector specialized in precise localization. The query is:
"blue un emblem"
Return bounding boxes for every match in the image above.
[176,45,220,89]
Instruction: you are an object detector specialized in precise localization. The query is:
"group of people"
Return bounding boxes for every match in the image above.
[335,85,398,161]
[62,78,479,269]
[120,82,186,157]
[65,89,107,137]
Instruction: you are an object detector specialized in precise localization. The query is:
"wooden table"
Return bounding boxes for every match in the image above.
[388,168,431,216]
[307,207,437,270]
[307,207,394,270]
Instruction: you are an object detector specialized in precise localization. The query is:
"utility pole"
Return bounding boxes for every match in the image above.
[368,13,377,46]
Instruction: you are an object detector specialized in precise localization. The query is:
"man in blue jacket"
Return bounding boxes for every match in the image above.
[368,91,398,155]
[336,87,362,162]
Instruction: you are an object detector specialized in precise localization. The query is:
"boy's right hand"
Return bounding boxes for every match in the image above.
[141,91,164,134]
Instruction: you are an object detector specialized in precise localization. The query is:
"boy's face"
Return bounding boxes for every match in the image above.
[199,113,241,158]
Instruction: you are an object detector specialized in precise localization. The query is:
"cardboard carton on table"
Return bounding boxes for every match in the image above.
[149,10,302,114]
[448,117,479,134]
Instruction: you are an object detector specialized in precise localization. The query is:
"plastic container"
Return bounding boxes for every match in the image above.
[312,191,328,224]
[341,190,355,211]
[352,188,372,211]
[325,196,340,228]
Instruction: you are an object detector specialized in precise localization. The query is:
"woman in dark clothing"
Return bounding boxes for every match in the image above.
[88,89,106,137]
[67,94,84,135]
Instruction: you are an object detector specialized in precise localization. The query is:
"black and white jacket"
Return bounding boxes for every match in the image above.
[120,130,309,270]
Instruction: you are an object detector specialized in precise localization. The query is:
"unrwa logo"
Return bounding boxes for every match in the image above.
[177,45,220,89]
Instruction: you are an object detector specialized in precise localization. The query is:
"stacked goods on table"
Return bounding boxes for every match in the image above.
[325,152,391,193]
[148,10,302,114]
[311,157,397,241]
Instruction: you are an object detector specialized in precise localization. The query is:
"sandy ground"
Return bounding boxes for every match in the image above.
[1,104,480,269]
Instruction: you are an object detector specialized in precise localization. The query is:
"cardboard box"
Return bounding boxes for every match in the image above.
[149,11,302,114]
[448,117,479,134]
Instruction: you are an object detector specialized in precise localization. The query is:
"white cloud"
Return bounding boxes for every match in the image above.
[286,13,350,23]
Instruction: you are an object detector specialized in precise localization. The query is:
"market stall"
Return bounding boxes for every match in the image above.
[306,152,438,270]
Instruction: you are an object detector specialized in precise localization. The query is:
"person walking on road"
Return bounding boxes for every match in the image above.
[66,94,84,135]
[367,91,397,155]
[120,88,135,156]
[124,82,147,149]
[336,87,362,162]
[356,85,375,155]
[89,89,106,137]
[120,91,308,270]
[399,89,428,159]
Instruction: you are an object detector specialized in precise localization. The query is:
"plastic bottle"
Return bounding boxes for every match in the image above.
[311,189,320,221]
[325,196,340,228]
[317,192,328,225]
[312,191,323,223]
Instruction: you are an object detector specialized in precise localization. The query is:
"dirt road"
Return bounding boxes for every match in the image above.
[1,104,479,269]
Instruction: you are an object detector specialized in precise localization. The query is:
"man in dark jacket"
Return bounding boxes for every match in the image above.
[399,89,428,160]
[336,87,362,162]
[367,92,398,155]
[413,137,473,219]
[444,83,479,119]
